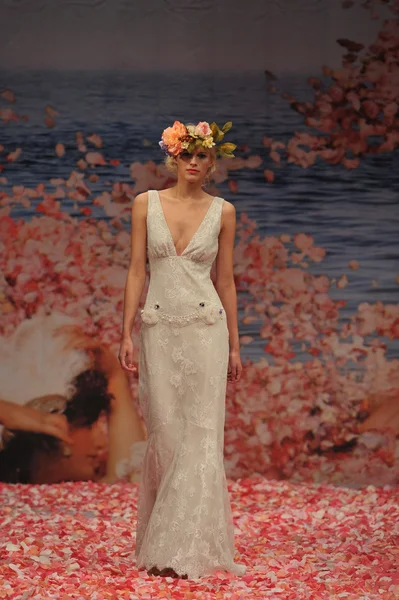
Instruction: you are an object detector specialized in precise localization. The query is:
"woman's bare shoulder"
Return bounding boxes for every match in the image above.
[219,198,236,215]
[134,190,150,205]
[131,191,150,218]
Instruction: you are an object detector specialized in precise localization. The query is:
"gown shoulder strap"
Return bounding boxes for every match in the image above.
[214,196,224,232]
[147,189,158,218]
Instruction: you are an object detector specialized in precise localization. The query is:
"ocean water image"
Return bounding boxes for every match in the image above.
[1,68,398,362]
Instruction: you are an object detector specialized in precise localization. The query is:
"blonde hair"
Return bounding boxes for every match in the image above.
[164,147,217,182]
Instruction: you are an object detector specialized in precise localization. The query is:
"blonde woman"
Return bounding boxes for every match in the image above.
[119,121,246,579]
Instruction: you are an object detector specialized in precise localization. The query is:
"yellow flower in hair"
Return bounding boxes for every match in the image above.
[186,124,197,137]
[202,136,215,149]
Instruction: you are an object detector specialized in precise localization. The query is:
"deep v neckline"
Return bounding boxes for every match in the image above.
[155,190,216,257]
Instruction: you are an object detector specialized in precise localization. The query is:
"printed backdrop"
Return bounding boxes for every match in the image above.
[0,0,398,486]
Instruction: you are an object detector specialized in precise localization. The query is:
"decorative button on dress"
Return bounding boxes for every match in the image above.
[135,190,246,579]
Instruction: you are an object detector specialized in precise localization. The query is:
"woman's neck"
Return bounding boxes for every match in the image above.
[173,180,207,202]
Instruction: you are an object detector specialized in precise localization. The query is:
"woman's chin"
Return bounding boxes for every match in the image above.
[185,173,203,182]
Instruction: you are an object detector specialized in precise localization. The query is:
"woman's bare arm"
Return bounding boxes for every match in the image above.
[0,398,72,444]
[100,191,149,481]
[214,201,240,353]
[119,192,149,371]
[122,191,148,338]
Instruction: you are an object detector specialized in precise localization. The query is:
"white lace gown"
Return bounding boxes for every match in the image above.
[135,190,246,579]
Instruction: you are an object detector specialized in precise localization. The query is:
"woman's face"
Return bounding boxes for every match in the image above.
[56,413,108,481]
[175,147,214,183]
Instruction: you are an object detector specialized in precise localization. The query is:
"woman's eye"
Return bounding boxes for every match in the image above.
[181,151,191,159]
[198,153,207,159]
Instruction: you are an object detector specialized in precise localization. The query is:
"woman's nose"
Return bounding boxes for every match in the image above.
[96,447,108,462]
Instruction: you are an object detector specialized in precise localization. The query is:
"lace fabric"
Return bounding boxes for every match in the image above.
[135,190,246,579]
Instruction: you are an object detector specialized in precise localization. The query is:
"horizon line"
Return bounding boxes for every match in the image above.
[0,65,328,78]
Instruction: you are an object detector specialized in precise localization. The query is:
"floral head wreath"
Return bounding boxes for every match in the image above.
[159,120,237,158]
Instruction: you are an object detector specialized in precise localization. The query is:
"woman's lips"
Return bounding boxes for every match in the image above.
[187,169,199,173]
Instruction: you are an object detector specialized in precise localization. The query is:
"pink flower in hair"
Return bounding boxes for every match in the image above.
[194,121,212,138]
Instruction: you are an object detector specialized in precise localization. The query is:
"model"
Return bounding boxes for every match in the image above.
[119,120,246,579]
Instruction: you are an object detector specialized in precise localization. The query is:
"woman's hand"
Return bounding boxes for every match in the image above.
[118,337,138,375]
[227,349,242,383]
[34,411,73,444]
[0,399,73,444]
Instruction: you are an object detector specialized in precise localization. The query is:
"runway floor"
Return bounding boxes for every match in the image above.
[1,477,398,599]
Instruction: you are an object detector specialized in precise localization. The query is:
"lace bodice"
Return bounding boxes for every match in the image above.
[143,190,224,319]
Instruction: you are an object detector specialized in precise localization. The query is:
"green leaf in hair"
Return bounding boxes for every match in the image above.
[222,122,233,133]
[219,142,236,153]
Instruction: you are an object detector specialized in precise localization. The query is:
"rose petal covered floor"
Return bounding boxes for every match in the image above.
[1,476,398,599]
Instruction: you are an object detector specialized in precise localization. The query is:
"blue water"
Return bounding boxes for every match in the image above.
[1,68,398,360]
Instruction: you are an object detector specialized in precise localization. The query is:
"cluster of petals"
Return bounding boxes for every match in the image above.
[0,478,398,597]
[1,204,398,488]
[262,1,399,180]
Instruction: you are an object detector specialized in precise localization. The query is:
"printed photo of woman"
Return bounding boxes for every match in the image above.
[0,312,147,484]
